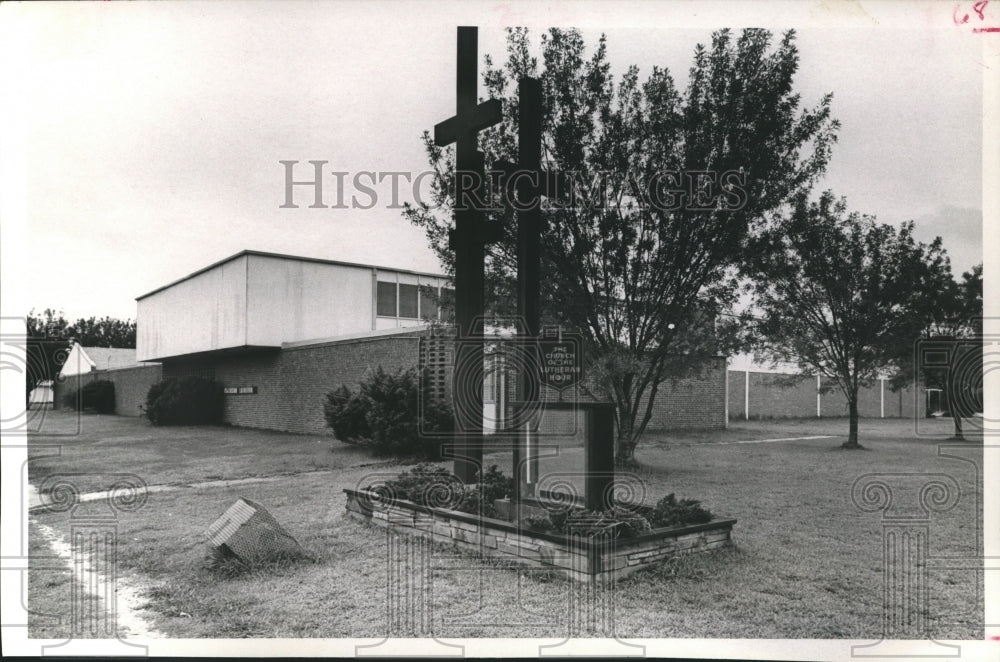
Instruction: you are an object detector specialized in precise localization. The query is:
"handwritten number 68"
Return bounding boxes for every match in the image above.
[954,0,990,24]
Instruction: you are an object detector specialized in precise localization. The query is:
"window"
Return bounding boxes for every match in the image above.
[398,284,419,318]
[376,281,397,317]
[440,287,455,322]
[419,286,439,320]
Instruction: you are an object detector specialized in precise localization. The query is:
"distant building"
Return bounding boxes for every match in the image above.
[28,380,54,409]
[55,342,161,417]
[59,343,145,377]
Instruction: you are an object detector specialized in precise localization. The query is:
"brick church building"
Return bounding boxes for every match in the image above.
[132,250,728,434]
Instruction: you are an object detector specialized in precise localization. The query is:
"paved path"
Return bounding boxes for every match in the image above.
[716,435,837,445]
[28,468,346,513]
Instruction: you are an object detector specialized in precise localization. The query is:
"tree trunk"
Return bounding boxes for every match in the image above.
[615,419,638,466]
[842,396,863,449]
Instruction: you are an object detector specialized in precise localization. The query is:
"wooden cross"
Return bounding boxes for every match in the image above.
[492,77,559,500]
[434,27,504,483]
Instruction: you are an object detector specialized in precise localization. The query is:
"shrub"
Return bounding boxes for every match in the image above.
[519,506,651,539]
[519,495,713,538]
[478,464,514,503]
[61,387,79,410]
[522,514,556,533]
[373,464,516,518]
[81,379,115,414]
[565,507,652,538]
[369,464,713,539]
[324,367,453,460]
[323,385,371,442]
[648,493,714,528]
[145,376,223,426]
[62,380,115,413]
[373,463,464,509]
[454,486,484,516]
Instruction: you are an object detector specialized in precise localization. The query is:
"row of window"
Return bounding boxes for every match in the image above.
[376,281,454,320]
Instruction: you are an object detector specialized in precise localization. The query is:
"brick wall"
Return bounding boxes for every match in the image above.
[157,336,728,435]
[53,364,162,417]
[727,369,926,419]
[642,356,727,431]
[102,364,162,416]
[161,334,427,435]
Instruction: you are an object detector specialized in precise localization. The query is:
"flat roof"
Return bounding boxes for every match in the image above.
[136,250,449,301]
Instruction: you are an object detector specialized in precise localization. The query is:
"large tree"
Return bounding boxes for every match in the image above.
[405,28,839,462]
[746,192,954,448]
[27,308,137,348]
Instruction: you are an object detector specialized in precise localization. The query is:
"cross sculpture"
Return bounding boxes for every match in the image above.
[495,77,547,502]
[434,26,503,483]
[436,28,596,506]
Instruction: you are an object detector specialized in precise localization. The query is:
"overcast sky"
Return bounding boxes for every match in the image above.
[1,1,990,322]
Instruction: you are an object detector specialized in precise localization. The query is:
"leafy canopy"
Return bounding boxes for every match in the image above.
[405,28,839,459]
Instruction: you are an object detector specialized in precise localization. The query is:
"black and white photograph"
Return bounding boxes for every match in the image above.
[1,1,996,659]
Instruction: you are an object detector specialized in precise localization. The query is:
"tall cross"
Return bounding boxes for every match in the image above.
[493,77,561,500]
[434,27,503,483]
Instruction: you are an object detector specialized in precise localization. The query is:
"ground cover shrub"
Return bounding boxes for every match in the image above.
[646,493,714,527]
[145,376,224,426]
[62,380,115,413]
[478,464,514,503]
[370,463,511,517]
[368,465,713,539]
[371,463,464,508]
[522,506,652,539]
[455,464,516,517]
[324,367,453,460]
[522,494,713,538]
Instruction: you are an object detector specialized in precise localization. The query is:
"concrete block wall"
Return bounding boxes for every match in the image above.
[157,338,729,435]
[642,356,728,430]
[161,334,426,435]
[53,364,163,417]
[727,369,926,420]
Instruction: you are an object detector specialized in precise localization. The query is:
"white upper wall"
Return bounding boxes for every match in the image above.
[137,251,448,361]
[245,254,374,346]
[138,254,248,361]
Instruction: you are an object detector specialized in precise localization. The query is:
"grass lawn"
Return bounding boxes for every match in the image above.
[28,411,984,638]
[27,411,391,496]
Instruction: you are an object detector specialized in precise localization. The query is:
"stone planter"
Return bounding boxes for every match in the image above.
[344,488,736,583]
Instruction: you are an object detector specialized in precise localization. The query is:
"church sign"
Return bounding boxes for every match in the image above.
[539,332,582,391]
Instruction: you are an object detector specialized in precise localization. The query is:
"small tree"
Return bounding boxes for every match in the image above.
[405,28,839,462]
[747,191,953,448]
